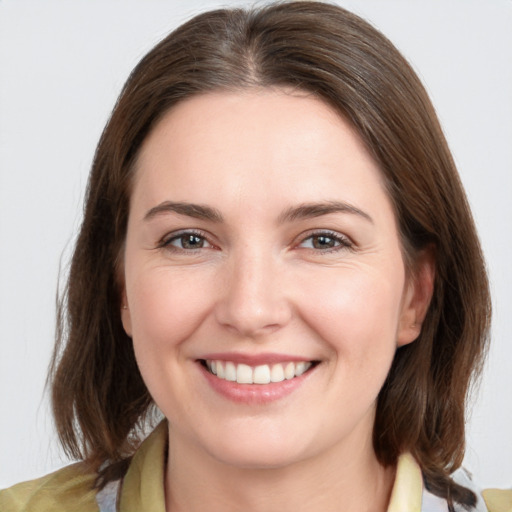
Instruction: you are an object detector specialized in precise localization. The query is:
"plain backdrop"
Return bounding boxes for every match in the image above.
[1,0,511,489]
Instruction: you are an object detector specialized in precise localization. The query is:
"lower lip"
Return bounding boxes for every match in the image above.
[198,362,314,404]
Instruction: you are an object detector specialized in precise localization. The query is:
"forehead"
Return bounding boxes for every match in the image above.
[132,89,391,218]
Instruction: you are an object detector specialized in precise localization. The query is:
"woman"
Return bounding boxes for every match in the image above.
[1,2,509,511]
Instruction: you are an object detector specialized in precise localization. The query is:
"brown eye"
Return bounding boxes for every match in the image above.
[165,232,210,250]
[181,234,204,249]
[311,235,337,249]
[298,231,352,251]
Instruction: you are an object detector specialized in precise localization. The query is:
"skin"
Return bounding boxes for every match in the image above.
[121,89,434,512]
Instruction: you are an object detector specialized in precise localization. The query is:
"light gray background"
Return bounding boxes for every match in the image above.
[1,0,511,489]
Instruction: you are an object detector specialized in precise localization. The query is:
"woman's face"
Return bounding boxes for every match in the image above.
[121,89,430,469]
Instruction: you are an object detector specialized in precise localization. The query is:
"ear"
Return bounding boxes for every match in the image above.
[120,288,133,338]
[397,247,435,347]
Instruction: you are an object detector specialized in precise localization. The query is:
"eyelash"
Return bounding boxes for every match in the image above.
[296,230,354,253]
[158,229,353,254]
[159,229,214,252]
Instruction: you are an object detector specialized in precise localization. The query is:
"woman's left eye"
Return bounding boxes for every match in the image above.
[298,232,352,251]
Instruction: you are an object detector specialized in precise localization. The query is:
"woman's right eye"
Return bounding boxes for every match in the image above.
[161,232,212,251]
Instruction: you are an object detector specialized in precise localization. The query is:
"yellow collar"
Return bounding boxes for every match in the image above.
[119,421,168,512]
[118,422,424,512]
[388,453,423,512]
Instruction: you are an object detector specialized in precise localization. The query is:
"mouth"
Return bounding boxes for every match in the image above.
[199,359,318,385]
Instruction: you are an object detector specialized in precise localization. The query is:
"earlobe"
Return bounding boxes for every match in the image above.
[397,248,435,347]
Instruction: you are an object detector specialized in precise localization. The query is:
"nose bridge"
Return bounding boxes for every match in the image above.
[215,242,291,337]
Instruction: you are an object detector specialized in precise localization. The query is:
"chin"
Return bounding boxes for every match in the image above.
[211,444,304,470]
[200,424,313,470]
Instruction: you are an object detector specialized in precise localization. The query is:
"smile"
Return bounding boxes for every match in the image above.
[203,360,314,384]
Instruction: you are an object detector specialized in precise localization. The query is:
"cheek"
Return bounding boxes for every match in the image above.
[127,266,217,353]
[296,264,405,362]
[126,265,220,413]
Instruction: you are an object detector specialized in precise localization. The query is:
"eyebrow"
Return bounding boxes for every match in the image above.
[143,200,373,224]
[277,201,373,224]
[144,201,224,222]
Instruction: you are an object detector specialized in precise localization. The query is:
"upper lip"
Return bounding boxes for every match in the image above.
[198,352,316,366]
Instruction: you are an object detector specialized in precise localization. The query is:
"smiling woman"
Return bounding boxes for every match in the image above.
[121,90,430,487]
[0,2,509,512]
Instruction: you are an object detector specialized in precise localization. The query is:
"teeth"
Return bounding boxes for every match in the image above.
[295,362,307,376]
[216,361,225,379]
[225,361,236,382]
[253,365,271,384]
[236,364,253,384]
[204,360,312,384]
[284,362,295,380]
[270,364,285,383]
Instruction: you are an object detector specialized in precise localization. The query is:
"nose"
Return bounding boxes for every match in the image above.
[214,249,292,338]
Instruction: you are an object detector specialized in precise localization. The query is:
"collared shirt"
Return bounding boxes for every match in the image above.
[1,422,509,511]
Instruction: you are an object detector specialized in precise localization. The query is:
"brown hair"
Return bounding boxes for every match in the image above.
[50,1,491,507]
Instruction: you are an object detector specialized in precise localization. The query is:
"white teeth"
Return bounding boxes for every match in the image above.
[253,365,271,384]
[225,361,237,381]
[236,364,253,384]
[204,360,313,384]
[295,362,307,376]
[270,364,285,383]
[284,362,295,380]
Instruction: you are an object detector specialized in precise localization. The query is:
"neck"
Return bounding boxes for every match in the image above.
[165,427,395,512]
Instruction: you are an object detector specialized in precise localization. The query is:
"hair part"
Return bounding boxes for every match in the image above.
[50,2,491,506]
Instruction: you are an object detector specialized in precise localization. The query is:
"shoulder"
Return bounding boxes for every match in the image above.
[451,468,512,512]
[481,488,512,512]
[0,463,98,512]
[398,453,511,512]
[0,421,167,512]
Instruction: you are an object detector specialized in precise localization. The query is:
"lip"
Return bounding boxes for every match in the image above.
[196,354,318,404]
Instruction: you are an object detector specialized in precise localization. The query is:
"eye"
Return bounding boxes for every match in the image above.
[298,231,352,251]
[161,231,213,251]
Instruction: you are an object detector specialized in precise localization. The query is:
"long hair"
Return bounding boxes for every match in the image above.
[50,2,491,507]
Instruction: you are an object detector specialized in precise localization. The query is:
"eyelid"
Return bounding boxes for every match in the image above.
[158,228,215,251]
[295,229,354,252]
